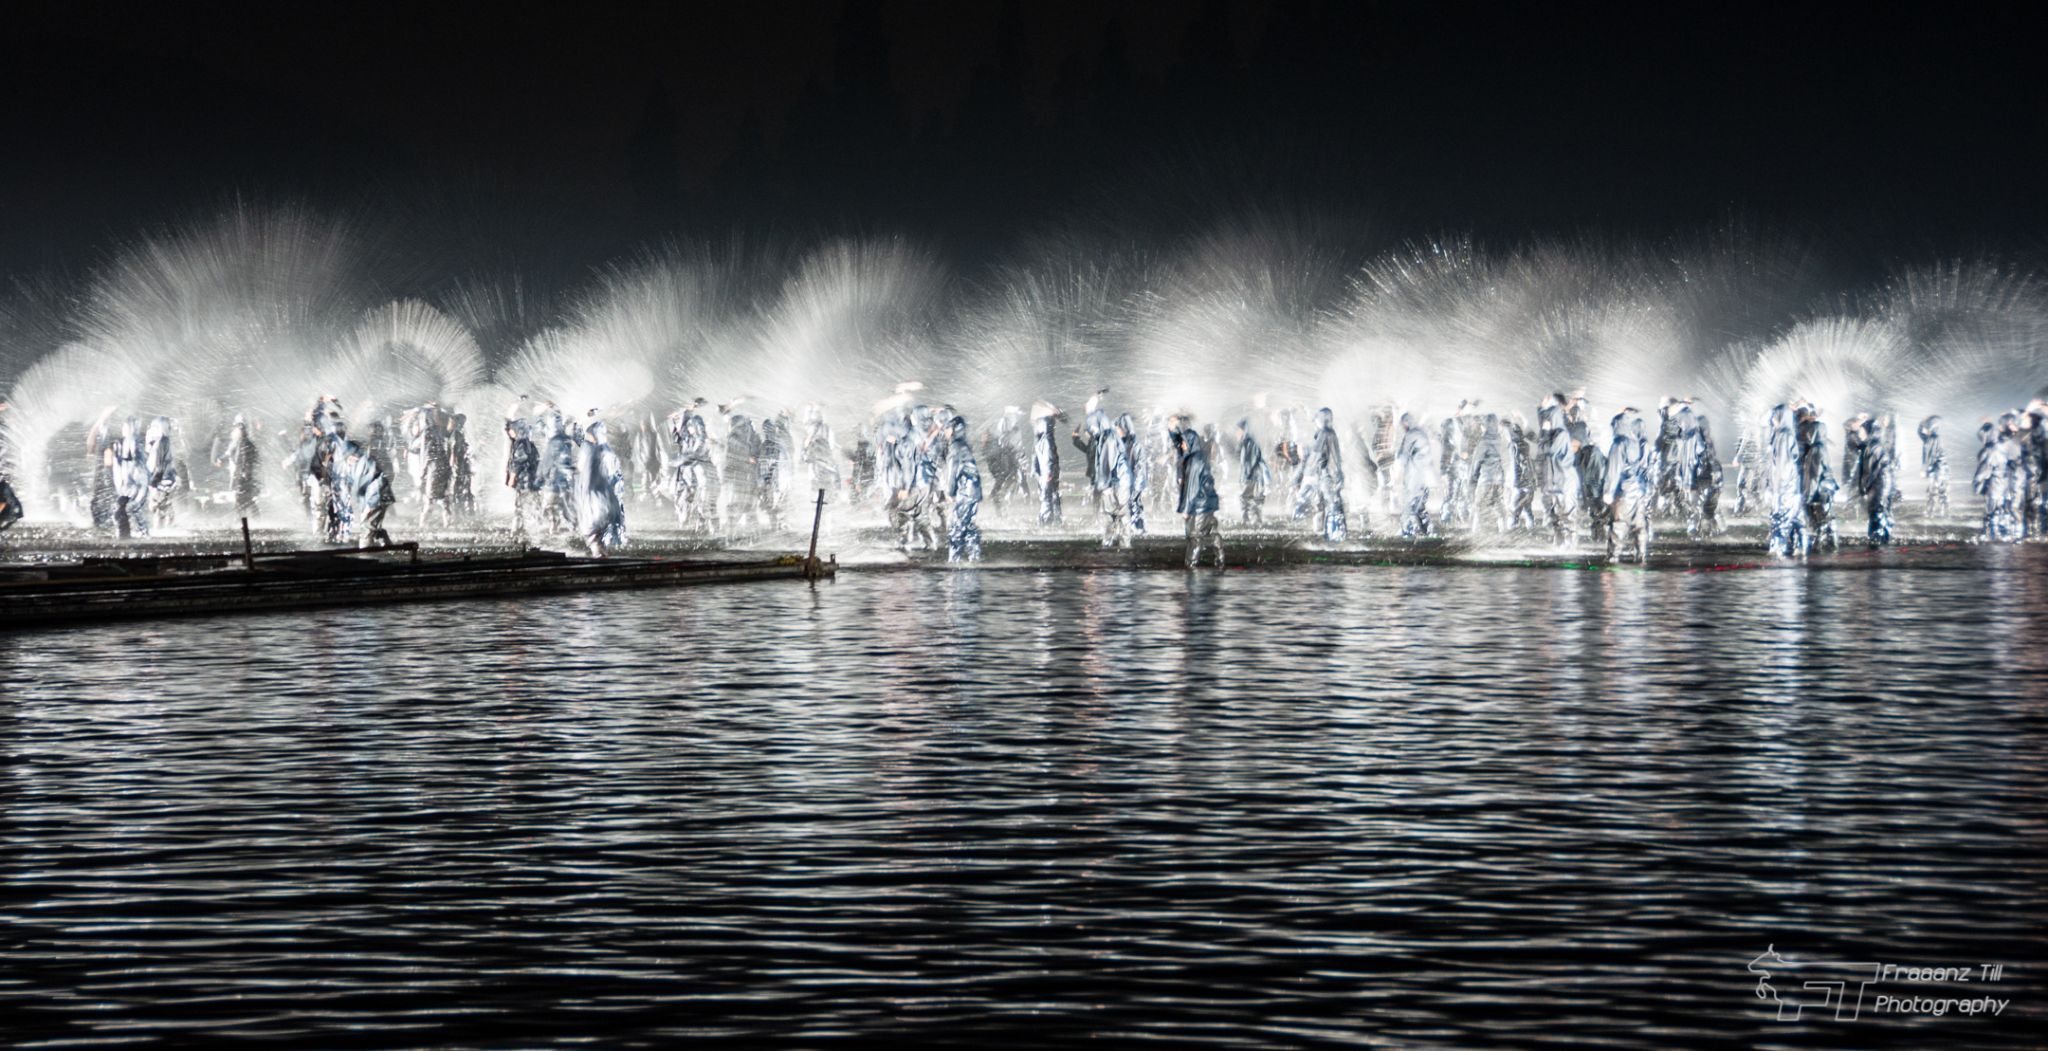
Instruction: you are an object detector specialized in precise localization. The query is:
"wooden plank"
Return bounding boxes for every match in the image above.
[0,551,834,629]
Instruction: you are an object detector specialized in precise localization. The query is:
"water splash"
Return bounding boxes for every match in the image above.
[5,206,2047,531]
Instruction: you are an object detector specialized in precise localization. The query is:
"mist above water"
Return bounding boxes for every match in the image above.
[3,205,2045,517]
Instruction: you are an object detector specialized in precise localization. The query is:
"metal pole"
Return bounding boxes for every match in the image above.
[806,488,825,579]
[240,517,255,571]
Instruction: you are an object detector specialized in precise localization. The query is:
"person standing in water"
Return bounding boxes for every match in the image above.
[0,403,22,536]
[1098,410,1135,549]
[575,418,628,557]
[1918,415,1949,517]
[1796,403,1840,551]
[1173,425,1224,569]
[1858,414,1899,544]
[1299,407,1347,542]
[1762,404,1807,558]
[503,415,542,543]
[1234,416,1271,526]
[1603,410,1653,563]
[1396,412,1437,539]
[218,414,261,521]
[944,414,983,563]
[1536,395,1578,546]
[1031,402,1063,526]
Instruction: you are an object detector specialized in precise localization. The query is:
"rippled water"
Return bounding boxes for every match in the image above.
[3,555,2045,1048]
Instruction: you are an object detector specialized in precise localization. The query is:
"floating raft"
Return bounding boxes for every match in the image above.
[0,545,835,628]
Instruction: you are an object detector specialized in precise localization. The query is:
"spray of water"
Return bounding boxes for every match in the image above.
[4,205,2047,532]
[947,233,1149,423]
[4,206,484,520]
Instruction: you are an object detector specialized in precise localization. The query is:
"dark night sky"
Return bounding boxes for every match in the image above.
[4,1,2045,289]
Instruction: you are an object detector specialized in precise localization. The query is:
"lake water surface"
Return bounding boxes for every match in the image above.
[3,558,2044,1048]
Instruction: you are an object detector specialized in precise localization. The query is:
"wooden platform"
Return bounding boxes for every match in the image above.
[0,546,835,628]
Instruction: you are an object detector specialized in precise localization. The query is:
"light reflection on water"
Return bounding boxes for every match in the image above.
[2,558,2044,1048]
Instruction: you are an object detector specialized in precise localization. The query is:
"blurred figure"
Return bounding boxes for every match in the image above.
[365,420,394,513]
[1396,412,1437,538]
[981,406,1027,514]
[1271,408,1303,520]
[0,402,21,535]
[1666,402,1707,537]
[339,439,392,548]
[1536,395,1579,545]
[141,415,179,531]
[894,406,941,551]
[1098,410,1135,548]
[757,411,793,531]
[2024,402,2048,537]
[504,415,542,543]
[878,408,915,543]
[109,416,151,539]
[1298,407,1347,542]
[1693,411,1725,537]
[575,418,628,557]
[1763,404,1807,558]
[1918,415,1949,517]
[1031,402,1063,526]
[1438,414,1471,530]
[285,419,325,537]
[1173,426,1224,569]
[1507,414,1538,533]
[309,395,346,440]
[1730,430,1763,516]
[1653,397,1683,515]
[1470,412,1510,533]
[847,436,876,504]
[1839,412,1870,526]
[722,406,761,534]
[1234,416,1271,525]
[1796,404,1839,551]
[944,415,983,563]
[1120,412,1150,535]
[801,404,840,510]
[1858,414,1899,544]
[1575,415,1611,548]
[917,405,951,547]
[449,413,475,519]
[670,399,718,531]
[1603,410,1653,563]
[0,471,19,534]
[540,408,577,536]
[406,404,454,529]
[1071,389,1109,510]
[1201,422,1222,476]
[86,409,119,529]
[1369,406,1400,516]
[1975,417,2021,542]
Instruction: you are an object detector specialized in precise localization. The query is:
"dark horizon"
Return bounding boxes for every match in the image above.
[4,1,2046,299]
